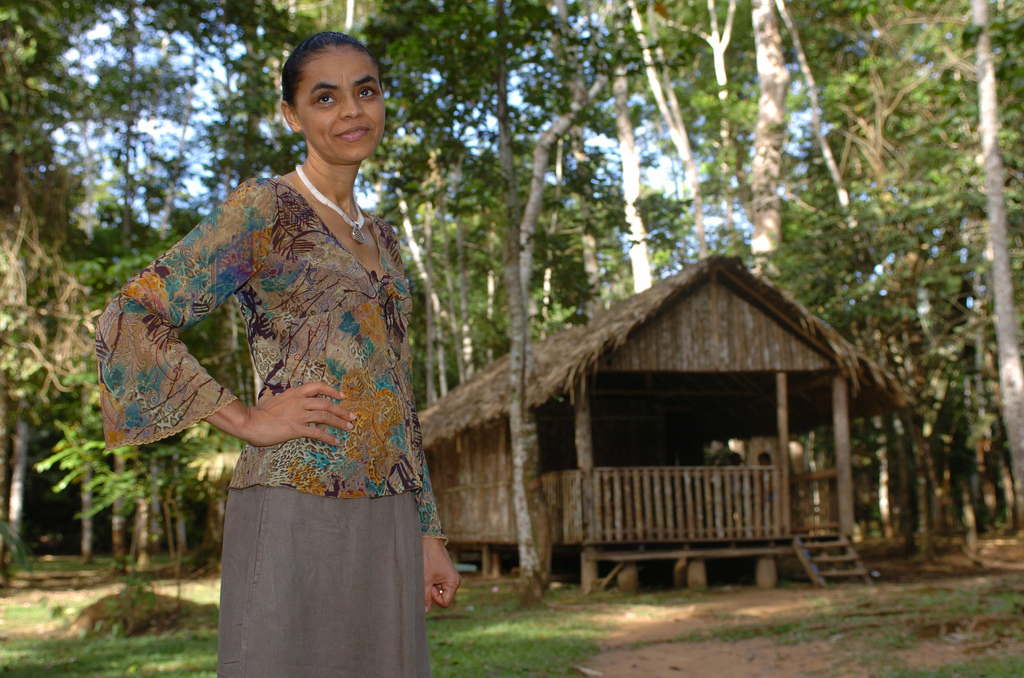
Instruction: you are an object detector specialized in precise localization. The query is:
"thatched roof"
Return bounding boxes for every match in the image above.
[420,256,905,447]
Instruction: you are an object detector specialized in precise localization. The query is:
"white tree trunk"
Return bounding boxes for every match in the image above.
[398,194,446,405]
[710,0,738,236]
[9,414,28,538]
[81,466,94,564]
[750,0,789,256]
[455,217,474,380]
[774,0,848,210]
[974,0,1024,526]
[614,67,652,292]
[500,0,607,605]
[629,0,706,258]
[572,131,603,316]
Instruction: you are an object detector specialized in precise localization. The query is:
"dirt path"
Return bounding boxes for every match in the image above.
[571,580,1022,677]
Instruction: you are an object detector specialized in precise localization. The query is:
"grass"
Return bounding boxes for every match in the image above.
[879,657,1024,678]
[1,575,607,678]
[429,583,609,676]
[1,631,220,677]
[2,563,1022,677]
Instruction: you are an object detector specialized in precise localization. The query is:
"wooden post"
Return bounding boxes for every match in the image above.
[686,559,707,588]
[617,562,639,593]
[575,375,598,592]
[672,557,688,588]
[833,375,854,537]
[776,372,791,534]
[755,556,778,588]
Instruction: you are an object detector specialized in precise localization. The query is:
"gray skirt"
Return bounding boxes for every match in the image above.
[217,486,431,678]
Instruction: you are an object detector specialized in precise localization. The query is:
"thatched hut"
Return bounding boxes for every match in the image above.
[420,257,904,589]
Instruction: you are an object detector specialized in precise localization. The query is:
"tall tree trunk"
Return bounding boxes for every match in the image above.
[773,0,849,211]
[572,130,602,317]
[707,0,737,239]
[486,269,495,364]
[456,217,474,380]
[498,0,607,606]
[889,415,914,553]
[972,272,999,527]
[81,466,94,564]
[613,66,652,292]
[398,194,438,405]
[121,0,139,248]
[876,417,894,539]
[9,412,28,539]
[973,0,1024,529]
[496,0,543,606]
[911,422,933,560]
[442,224,467,383]
[541,139,566,335]
[0,384,10,585]
[750,0,789,258]
[112,452,127,567]
[628,0,706,258]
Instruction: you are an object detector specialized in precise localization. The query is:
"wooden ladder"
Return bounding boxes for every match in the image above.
[792,535,871,586]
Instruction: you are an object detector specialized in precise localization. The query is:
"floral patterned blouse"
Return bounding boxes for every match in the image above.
[96,177,443,540]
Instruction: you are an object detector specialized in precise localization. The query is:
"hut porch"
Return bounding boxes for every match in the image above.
[421,258,903,590]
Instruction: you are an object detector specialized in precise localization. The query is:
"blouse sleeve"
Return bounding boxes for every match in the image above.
[380,219,446,543]
[96,179,275,450]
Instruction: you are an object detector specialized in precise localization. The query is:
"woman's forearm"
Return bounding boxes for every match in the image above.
[205,399,254,443]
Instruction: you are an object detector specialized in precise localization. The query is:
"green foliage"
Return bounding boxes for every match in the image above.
[4,0,1024,569]
[0,520,31,570]
[98,574,159,637]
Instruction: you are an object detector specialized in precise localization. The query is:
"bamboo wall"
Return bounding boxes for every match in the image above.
[429,419,516,544]
[601,282,832,373]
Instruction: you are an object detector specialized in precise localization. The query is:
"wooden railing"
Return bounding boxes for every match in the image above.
[790,469,839,535]
[542,466,784,545]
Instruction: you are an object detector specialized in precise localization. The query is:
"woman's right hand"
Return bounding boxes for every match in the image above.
[206,382,355,447]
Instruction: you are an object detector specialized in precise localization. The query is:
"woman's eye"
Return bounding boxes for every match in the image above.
[319,94,333,103]
[359,87,376,97]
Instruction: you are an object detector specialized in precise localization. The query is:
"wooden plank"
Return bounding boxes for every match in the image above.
[612,470,623,542]
[641,469,654,541]
[595,545,793,562]
[632,469,644,541]
[743,470,754,539]
[724,469,735,539]
[772,468,783,537]
[833,375,854,537]
[621,470,632,541]
[753,468,764,537]
[674,471,686,540]
[696,470,708,539]
[777,372,791,534]
[663,472,675,539]
[685,470,697,540]
[711,471,723,538]
[651,470,664,540]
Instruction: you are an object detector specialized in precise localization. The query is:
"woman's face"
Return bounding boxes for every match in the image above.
[282,47,385,169]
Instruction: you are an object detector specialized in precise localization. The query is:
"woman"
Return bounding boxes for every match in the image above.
[96,32,460,677]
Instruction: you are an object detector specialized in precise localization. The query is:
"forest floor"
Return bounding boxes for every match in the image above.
[570,537,1024,677]
[0,537,1022,677]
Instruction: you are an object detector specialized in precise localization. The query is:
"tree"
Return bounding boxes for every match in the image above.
[750,0,788,258]
[973,0,1024,528]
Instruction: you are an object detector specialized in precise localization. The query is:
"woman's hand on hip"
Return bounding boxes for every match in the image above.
[423,536,461,612]
[206,382,355,447]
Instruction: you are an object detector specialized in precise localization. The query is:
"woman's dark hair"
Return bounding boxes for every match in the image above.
[281,32,380,107]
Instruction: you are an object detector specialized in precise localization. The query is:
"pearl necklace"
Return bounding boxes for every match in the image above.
[295,165,366,244]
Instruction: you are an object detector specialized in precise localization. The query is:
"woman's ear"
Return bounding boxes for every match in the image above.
[281,101,302,133]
